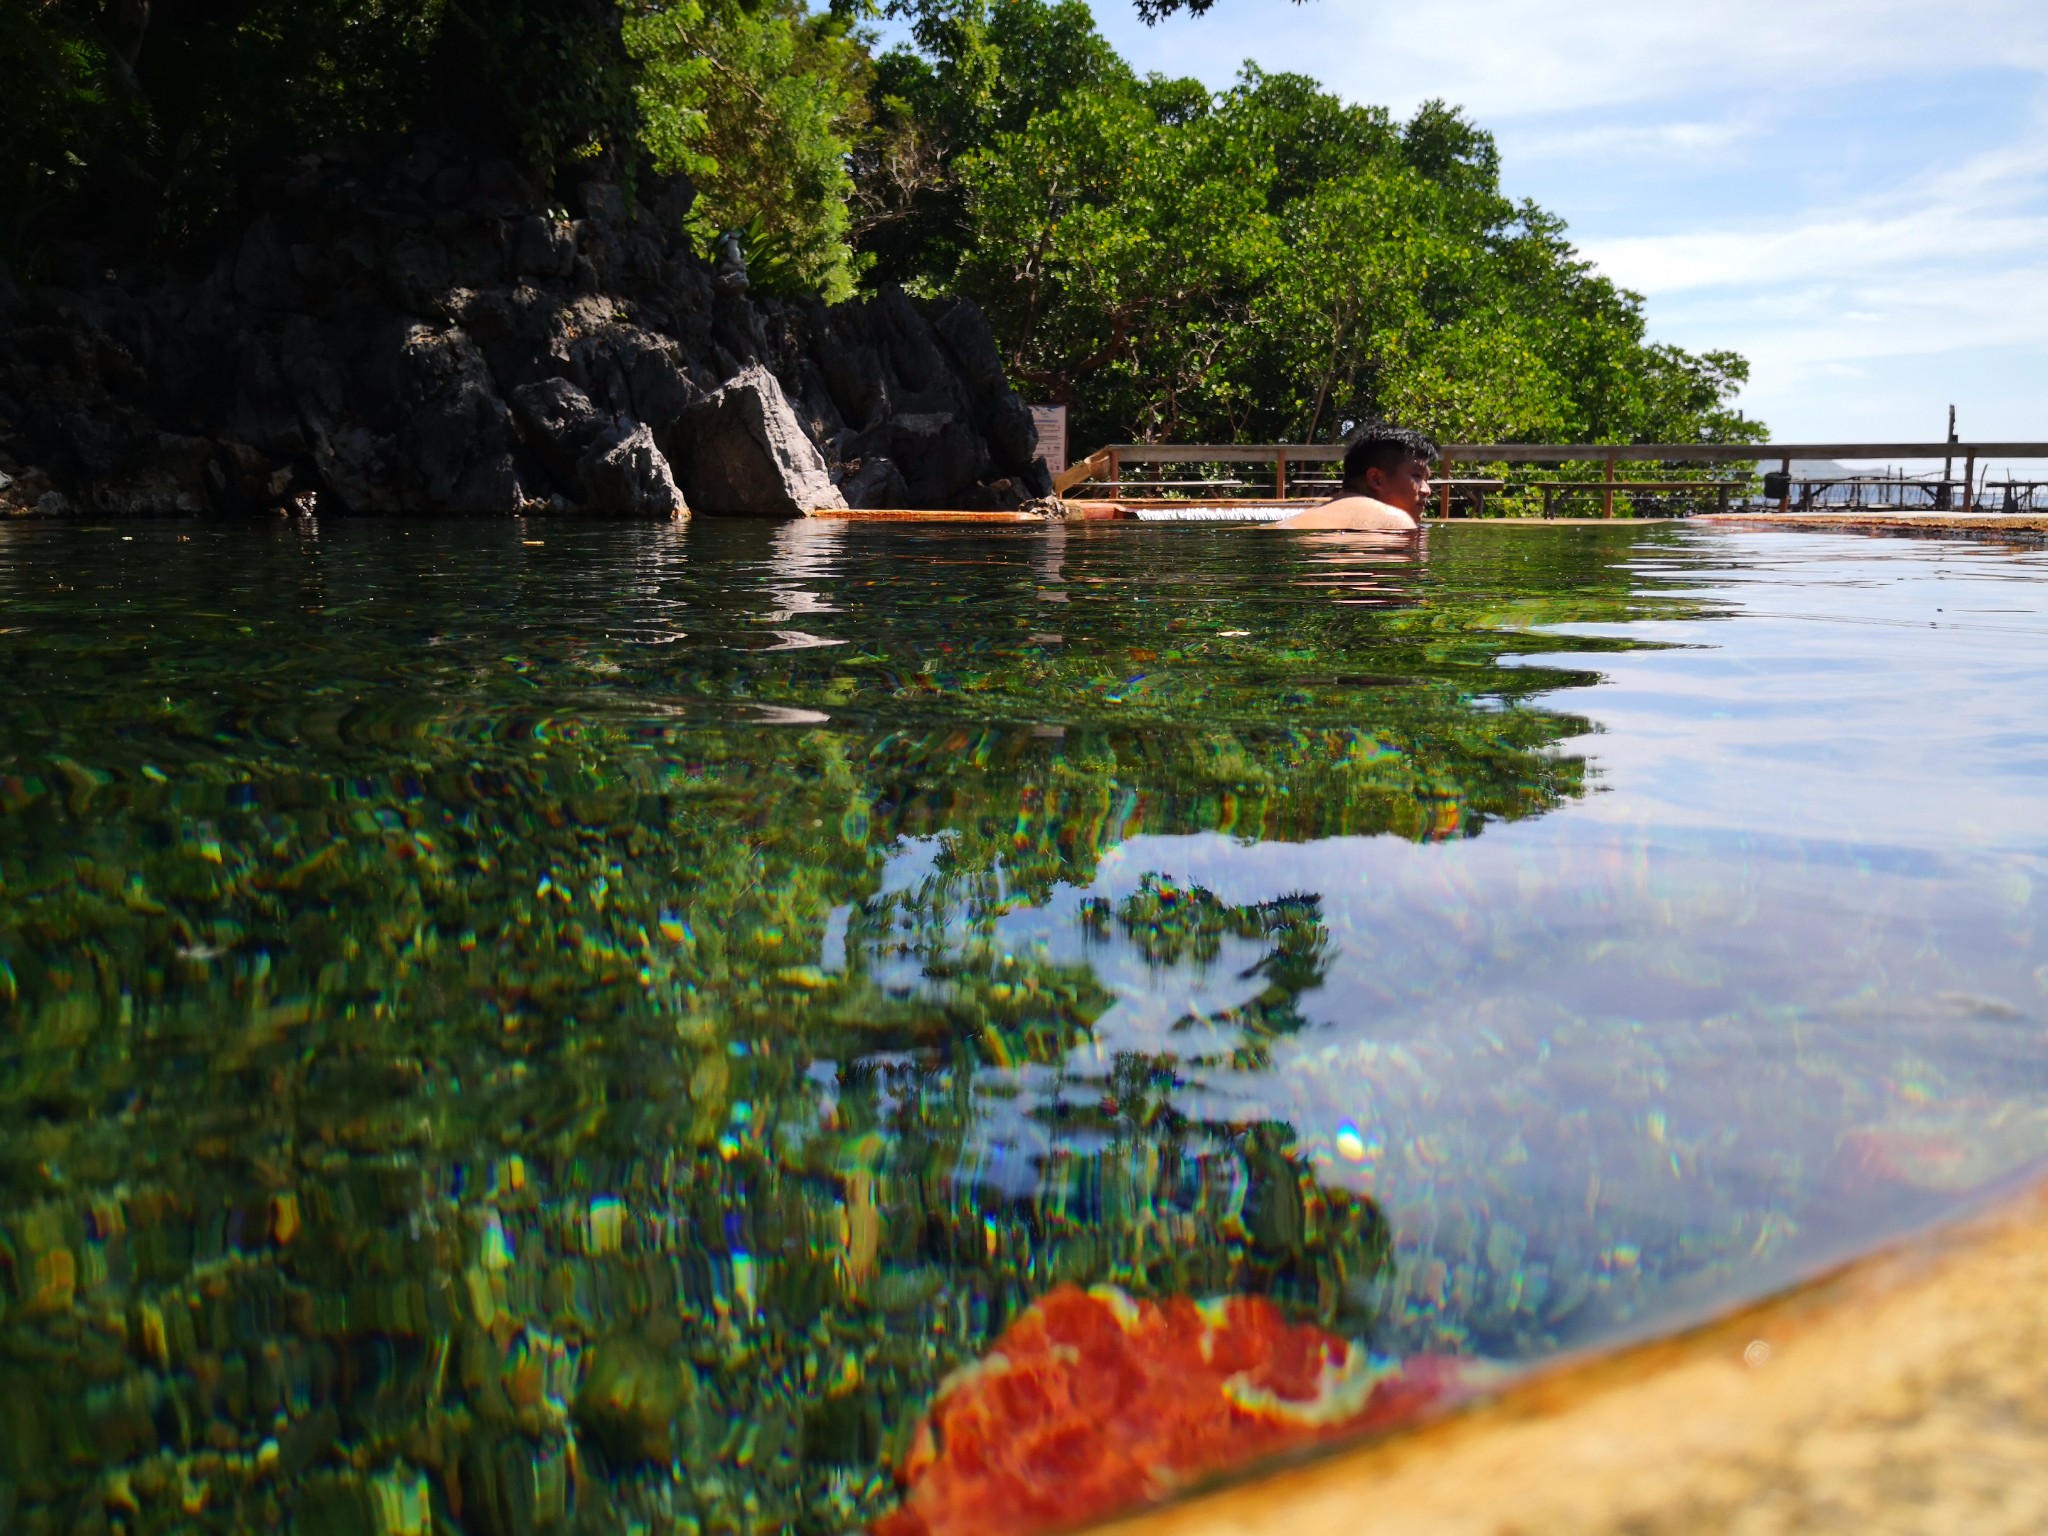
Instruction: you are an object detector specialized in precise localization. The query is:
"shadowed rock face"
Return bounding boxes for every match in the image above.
[0,145,1052,517]
[669,364,847,516]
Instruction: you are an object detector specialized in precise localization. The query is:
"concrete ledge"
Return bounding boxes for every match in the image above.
[809,508,1046,522]
[1100,1181,2048,1536]
[1707,512,2048,543]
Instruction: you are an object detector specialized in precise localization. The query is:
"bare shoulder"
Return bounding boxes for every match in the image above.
[1270,495,1419,532]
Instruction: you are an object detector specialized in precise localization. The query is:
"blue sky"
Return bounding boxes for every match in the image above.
[1066,0,2048,444]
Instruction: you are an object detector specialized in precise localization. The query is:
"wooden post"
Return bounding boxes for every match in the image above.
[1542,484,1554,520]
[1943,404,1957,509]
[1777,455,1791,516]
[1108,448,1120,498]
[1602,451,1617,519]
[1439,451,1454,519]
[1716,483,1729,515]
[1962,452,1976,513]
[1275,448,1287,501]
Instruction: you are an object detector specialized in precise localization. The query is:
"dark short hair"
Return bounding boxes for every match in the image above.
[1343,425,1440,485]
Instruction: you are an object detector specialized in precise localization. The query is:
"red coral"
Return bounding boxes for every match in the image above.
[873,1286,1464,1536]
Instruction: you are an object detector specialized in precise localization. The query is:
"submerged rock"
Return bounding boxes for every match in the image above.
[573,1332,696,1465]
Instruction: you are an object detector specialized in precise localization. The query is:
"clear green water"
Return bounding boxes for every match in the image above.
[0,518,2043,1533]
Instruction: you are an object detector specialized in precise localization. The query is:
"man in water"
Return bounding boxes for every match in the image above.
[1272,425,1436,531]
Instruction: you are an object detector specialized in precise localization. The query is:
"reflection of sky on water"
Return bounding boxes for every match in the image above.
[846,531,2048,1357]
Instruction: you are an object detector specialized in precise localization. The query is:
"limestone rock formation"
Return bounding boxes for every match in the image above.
[840,454,913,509]
[580,421,688,517]
[0,143,1051,517]
[670,364,846,516]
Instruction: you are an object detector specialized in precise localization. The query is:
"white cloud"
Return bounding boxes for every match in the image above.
[1582,124,2048,293]
[1586,214,2048,294]
[1106,0,2048,120]
[1509,116,1763,166]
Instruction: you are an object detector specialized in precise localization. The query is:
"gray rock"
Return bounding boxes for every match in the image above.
[278,316,346,429]
[511,216,576,280]
[579,182,627,225]
[85,432,212,514]
[313,424,402,513]
[386,235,454,313]
[890,411,990,506]
[231,338,306,455]
[578,422,687,517]
[398,324,526,510]
[510,376,610,492]
[232,217,305,312]
[840,454,910,509]
[470,159,532,220]
[669,364,845,517]
[932,297,1039,471]
[0,148,1041,518]
[711,231,749,298]
[930,298,1007,395]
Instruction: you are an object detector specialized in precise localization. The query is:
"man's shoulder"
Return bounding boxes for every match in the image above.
[1271,494,1419,532]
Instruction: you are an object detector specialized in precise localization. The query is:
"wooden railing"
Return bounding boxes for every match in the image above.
[1060,443,2048,517]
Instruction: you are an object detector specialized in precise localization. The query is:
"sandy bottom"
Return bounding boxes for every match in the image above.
[1101,1182,2048,1535]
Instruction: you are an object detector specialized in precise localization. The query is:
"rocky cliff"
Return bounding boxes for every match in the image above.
[0,143,1052,518]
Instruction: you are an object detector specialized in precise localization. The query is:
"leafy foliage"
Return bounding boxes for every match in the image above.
[0,1,149,263]
[627,0,871,300]
[2,0,636,259]
[858,2,1767,451]
[6,0,865,296]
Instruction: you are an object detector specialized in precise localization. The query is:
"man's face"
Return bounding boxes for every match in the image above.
[1364,455,1433,515]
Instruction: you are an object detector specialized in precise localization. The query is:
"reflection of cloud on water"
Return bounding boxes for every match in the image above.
[831,529,2048,1360]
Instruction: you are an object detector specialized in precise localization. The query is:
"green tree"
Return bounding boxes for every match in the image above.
[855,0,1131,289]
[626,0,872,300]
[871,6,1763,452]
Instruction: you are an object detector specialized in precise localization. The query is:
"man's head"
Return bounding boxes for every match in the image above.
[1342,425,1439,515]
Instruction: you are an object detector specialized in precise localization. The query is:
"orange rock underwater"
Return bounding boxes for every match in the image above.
[873,1285,1465,1536]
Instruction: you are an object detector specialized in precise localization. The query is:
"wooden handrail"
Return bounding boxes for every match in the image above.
[1052,448,1113,495]
[1073,441,2048,466]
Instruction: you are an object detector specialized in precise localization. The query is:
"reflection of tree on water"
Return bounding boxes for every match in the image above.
[833,868,1391,1337]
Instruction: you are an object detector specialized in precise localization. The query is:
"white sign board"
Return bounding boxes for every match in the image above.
[1029,404,1068,476]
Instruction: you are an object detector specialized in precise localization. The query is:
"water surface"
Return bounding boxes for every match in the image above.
[0,519,2042,1533]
